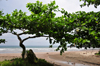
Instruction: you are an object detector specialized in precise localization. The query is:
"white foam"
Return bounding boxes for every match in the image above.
[0,47,99,53]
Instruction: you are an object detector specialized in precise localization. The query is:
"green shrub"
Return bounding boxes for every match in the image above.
[0,50,53,66]
[0,58,53,66]
[0,61,11,66]
[95,51,100,55]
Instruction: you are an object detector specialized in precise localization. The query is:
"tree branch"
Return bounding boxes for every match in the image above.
[22,35,49,43]
[12,31,49,43]
[18,31,30,35]
[12,31,22,42]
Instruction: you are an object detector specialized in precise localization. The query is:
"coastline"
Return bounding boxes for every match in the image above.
[0,49,100,66]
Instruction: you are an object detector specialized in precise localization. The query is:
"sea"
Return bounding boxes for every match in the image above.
[0,46,99,53]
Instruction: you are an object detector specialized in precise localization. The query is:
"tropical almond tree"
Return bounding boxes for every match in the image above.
[0,1,75,59]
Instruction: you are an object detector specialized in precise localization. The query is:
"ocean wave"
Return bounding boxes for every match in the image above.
[0,47,99,53]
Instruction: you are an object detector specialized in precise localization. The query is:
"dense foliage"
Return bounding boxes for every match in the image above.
[0,11,7,44]
[0,28,6,44]
[75,0,100,48]
[73,11,100,49]
[80,0,100,8]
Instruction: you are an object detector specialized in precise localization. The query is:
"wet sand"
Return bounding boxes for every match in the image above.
[49,50,100,66]
[0,49,100,66]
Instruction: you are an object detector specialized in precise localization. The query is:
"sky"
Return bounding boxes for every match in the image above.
[0,0,100,46]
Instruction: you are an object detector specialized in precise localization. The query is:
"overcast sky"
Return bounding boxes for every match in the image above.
[0,0,100,46]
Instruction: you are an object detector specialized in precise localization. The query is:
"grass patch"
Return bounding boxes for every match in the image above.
[95,51,100,56]
[0,58,54,66]
[95,53,100,55]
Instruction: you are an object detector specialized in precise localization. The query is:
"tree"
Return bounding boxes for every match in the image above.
[72,0,100,49]
[1,1,58,59]
[0,1,75,59]
[73,11,100,49]
[0,11,7,44]
[80,0,100,8]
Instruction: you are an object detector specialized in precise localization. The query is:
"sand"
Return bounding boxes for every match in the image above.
[0,50,100,66]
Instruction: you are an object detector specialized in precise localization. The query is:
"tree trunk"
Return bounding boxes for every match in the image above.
[13,32,26,59]
[20,42,26,59]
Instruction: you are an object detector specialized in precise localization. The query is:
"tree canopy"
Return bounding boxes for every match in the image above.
[0,1,73,58]
[73,11,100,49]
[0,11,7,44]
[80,0,100,8]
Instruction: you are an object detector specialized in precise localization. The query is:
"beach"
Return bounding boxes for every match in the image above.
[0,49,100,66]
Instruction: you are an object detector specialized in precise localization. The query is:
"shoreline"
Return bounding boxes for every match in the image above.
[0,50,100,66]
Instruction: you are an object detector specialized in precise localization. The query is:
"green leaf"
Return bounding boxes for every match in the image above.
[86,39,90,43]
[90,31,95,36]
[98,32,100,34]
[49,45,52,48]
[82,23,86,26]
[95,36,98,39]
